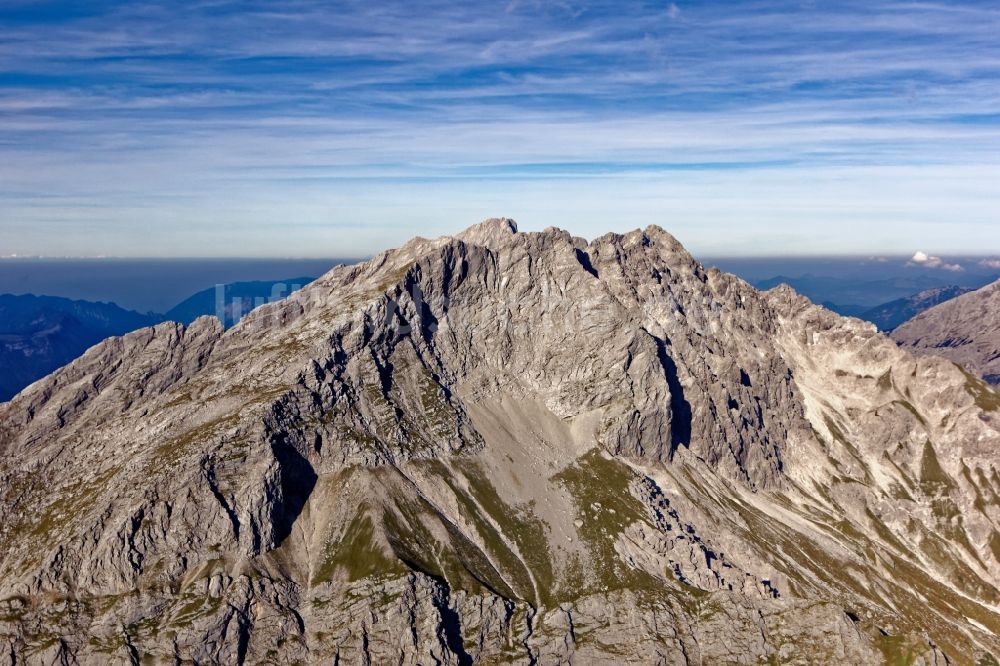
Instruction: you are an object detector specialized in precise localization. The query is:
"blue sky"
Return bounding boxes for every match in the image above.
[0,0,998,257]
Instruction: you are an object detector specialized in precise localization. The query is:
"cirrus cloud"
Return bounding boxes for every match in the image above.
[1,0,999,256]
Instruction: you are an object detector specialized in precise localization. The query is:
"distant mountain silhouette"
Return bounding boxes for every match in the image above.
[0,278,316,401]
[164,277,315,327]
[858,285,972,332]
[0,294,162,401]
[754,274,950,313]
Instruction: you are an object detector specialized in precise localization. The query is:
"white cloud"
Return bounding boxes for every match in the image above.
[2,0,1000,256]
[908,251,964,271]
[979,259,1000,270]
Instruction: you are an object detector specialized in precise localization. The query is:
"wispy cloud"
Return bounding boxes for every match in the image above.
[0,0,999,255]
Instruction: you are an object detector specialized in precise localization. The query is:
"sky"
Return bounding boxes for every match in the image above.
[0,0,998,257]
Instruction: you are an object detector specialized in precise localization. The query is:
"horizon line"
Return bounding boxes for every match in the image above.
[4,252,1000,261]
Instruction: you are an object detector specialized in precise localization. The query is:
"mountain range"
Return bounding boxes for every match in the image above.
[752,273,957,315]
[893,278,1000,385]
[164,278,315,329]
[0,294,161,402]
[859,285,973,332]
[1,219,998,664]
[0,278,316,401]
[4,262,992,405]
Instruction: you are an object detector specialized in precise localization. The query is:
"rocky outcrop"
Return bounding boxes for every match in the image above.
[892,278,1000,384]
[1,218,999,664]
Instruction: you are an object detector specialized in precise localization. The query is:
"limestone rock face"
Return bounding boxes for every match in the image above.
[892,278,1000,384]
[2,218,1000,664]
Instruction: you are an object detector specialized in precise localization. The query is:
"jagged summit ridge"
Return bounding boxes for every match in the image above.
[1,219,999,664]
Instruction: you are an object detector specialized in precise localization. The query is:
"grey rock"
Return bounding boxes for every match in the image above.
[892,278,1000,384]
[1,218,999,664]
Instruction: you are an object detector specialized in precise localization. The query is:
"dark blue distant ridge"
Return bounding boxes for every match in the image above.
[0,294,163,401]
[0,275,322,401]
[165,277,316,328]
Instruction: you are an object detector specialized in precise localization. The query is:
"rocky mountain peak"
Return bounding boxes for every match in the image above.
[1,220,999,664]
[454,216,519,248]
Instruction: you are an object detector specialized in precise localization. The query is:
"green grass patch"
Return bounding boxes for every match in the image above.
[918,441,955,496]
[978,652,1000,666]
[864,508,909,555]
[154,413,241,467]
[455,460,555,604]
[313,507,406,585]
[958,366,1000,412]
[167,593,224,628]
[877,370,893,391]
[551,449,665,596]
[382,490,514,599]
[875,631,919,666]
[19,464,121,545]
